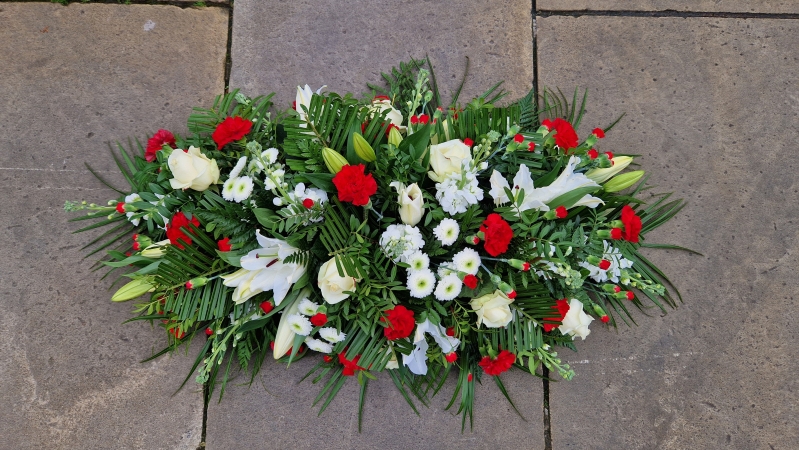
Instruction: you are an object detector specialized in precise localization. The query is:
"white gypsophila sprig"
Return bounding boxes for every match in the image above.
[407,269,436,298]
[304,337,333,353]
[434,274,463,301]
[319,327,346,343]
[452,248,481,275]
[434,163,483,215]
[433,218,460,246]
[379,224,424,263]
[287,314,313,336]
[298,298,319,316]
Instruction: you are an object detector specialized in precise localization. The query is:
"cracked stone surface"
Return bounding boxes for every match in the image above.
[537,15,799,449]
[0,4,228,448]
[537,0,799,13]
[229,0,534,111]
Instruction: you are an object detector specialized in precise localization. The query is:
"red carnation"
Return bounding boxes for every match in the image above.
[446,327,456,337]
[620,205,642,243]
[592,127,605,138]
[610,227,622,240]
[205,327,214,336]
[514,133,524,144]
[212,116,253,150]
[260,301,274,314]
[541,119,553,130]
[543,298,570,332]
[626,291,635,300]
[555,205,568,219]
[381,305,415,341]
[463,138,474,147]
[601,315,610,323]
[463,274,478,289]
[528,142,536,152]
[599,259,611,270]
[480,213,513,257]
[338,353,365,376]
[323,355,333,363]
[445,352,458,363]
[605,151,614,160]
[332,164,378,206]
[478,350,516,376]
[165,211,200,250]
[116,202,126,214]
[217,237,232,252]
[467,373,473,382]
[418,114,430,124]
[132,241,140,251]
[145,129,177,162]
[587,148,599,159]
[310,313,328,327]
[410,115,419,125]
[613,285,622,293]
[507,290,517,299]
[550,118,579,150]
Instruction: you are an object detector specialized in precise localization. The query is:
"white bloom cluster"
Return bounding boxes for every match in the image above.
[433,218,460,246]
[579,240,634,283]
[379,224,424,263]
[222,156,255,203]
[434,163,484,215]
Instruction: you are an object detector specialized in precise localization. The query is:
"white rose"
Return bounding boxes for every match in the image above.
[428,139,472,182]
[168,146,220,191]
[470,290,514,328]
[389,182,424,226]
[317,257,358,304]
[558,298,594,340]
[370,98,405,131]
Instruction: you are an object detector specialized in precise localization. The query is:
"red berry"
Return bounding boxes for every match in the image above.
[260,301,274,314]
[310,313,328,327]
[445,352,458,363]
[302,198,314,209]
[599,259,611,270]
[513,133,524,143]
[205,327,213,336]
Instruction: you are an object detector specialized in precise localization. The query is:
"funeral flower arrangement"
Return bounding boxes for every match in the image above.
[67,59,684,428]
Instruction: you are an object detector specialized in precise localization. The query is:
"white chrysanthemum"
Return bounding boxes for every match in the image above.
[230,156,247,178]
[287,314,313,336]
[407,251,429,271]
[579,240,634,283]
[453,248,481,275]
[379,224,425,262]
[434,165,484,215]
[434,274,462,301]
[319,327,346,344]
[298,298,319,316]
[222,178,237,201]
[232,176,254,203]
[407,269,436,298]
[304,337,333,354]
[124,193,142,225]
[433,218,460,246]
[437,262,456,278]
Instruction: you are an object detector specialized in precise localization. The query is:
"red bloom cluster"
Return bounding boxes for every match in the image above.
[165,212,200,250]
[145,129,177,162]
[212,116,253,150]
[620,205,642,243]
[381,305,415,340]
[332,164,378,206]
[480,213,513,257]
[338,353,365,376]
[543,299,571,332]
[478,350,516,376]
[541,118,579,150]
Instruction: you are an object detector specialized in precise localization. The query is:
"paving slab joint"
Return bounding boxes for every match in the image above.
[0,0,231,9]
[536,9,799,19]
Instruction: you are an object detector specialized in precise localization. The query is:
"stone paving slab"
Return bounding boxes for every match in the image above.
[537,16,799,449]
[0,3,228,448]
[537,0,799,14]
[206,356,543,449]
[229,0,534,112]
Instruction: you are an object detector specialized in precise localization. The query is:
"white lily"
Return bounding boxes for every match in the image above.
[402,319,460,375]
[295,84,326,127]
[221,230,306,305]
[272,290,308,359]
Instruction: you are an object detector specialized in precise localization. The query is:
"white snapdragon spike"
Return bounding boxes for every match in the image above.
[298,298,319,316]
[558,298,594,340]
[435,163,484,215]
[403,319,461,375]
[407,269,436,298]
[319,327,346,344]
[434,274,463,301]
[287,314,313,336]
[230,156,248,178]
[232,176,254,203]
[124,193,142,225]
[452,248,481,275]
[579,240,634,283]
[305,337,333,354]
[433,218,460,246]
[379,224,424,263]
[221,230,306,305]
[407,251,430,271]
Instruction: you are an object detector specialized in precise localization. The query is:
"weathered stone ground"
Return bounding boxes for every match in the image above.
[1,1,797,448]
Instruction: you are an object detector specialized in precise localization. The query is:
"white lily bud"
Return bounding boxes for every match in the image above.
[273,290,309,359]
